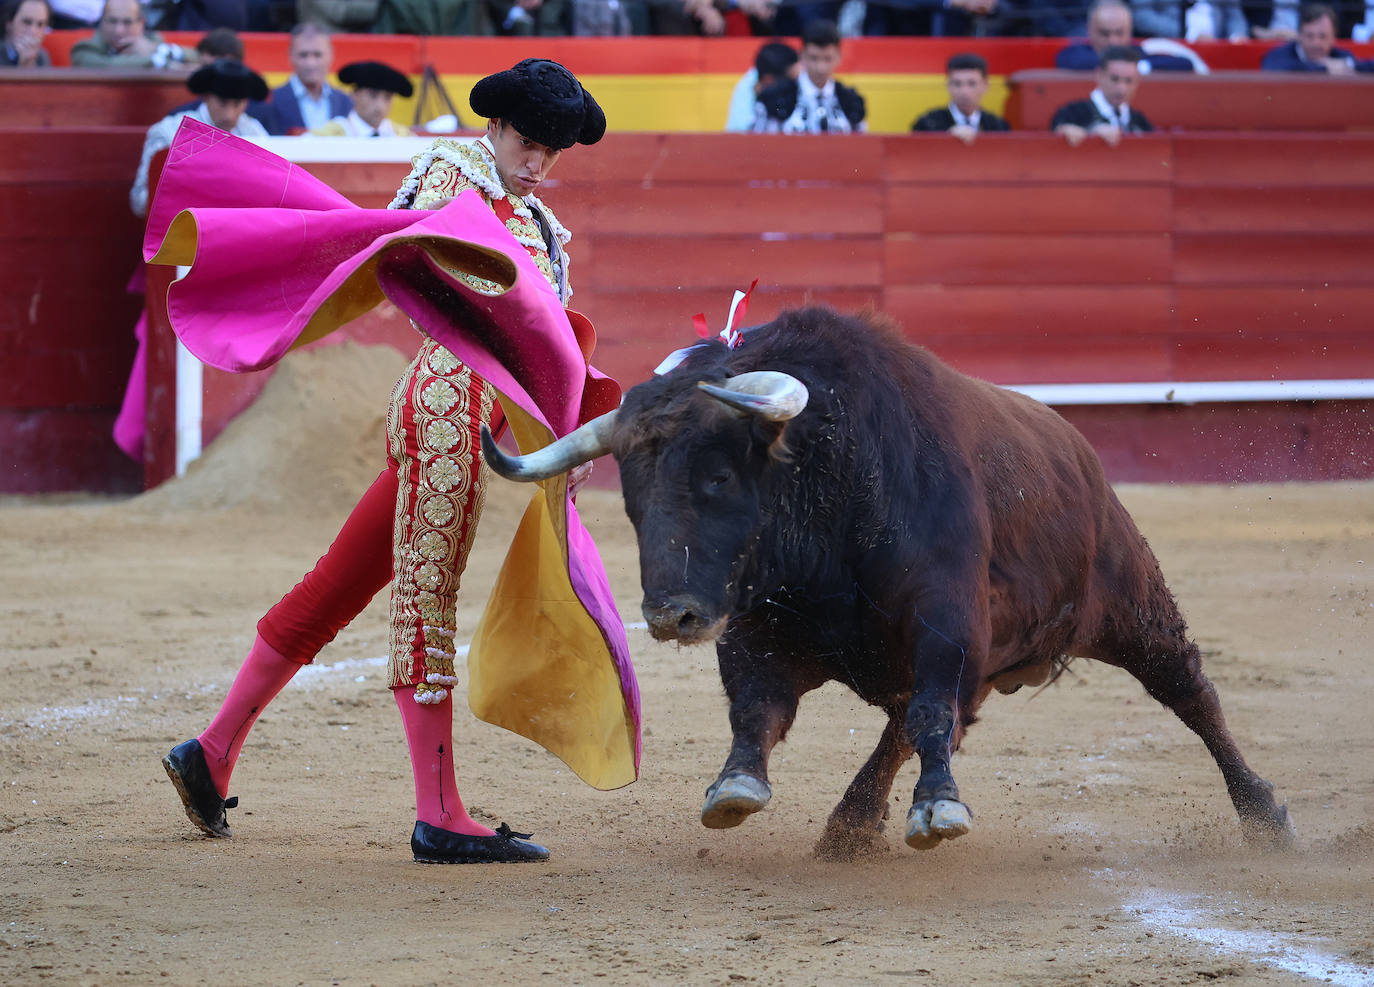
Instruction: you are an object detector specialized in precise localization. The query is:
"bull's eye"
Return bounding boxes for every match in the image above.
[707,469,733,491]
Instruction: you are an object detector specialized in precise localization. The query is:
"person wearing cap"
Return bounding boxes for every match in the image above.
[161,58,614,866]
[310,60,414,137]
[129,58,269,218]
[115,57,270,474]
[724,40,798,132]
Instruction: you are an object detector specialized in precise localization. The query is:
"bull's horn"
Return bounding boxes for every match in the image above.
[697,371,809,422]
[480,409,618,483]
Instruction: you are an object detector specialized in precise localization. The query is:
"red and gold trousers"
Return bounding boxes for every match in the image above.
[257,338,495,701]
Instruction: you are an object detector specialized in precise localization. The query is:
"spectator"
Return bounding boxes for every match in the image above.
[1057,0,1197,70]
[770,0,840,37]
[488,0,566,34]
[751,19,865,134]
[725,39,797,132]
[47,0,97,29]
[1051,43,1154,146]
[311,60,415,136]
[71,0,193,69]
[296,0,379,34]
[196,24,244,59]
[3,0,50,67]
[1260,3,1357,72]
[165,29,278,132]
[863,0,998,38]
[1131,0,1181,35]
[130,59,270,217]
[268,22,351,134]
[565,0,640,33]
[912,52,1011,143]
[373,0,490,33]
[1185,0,1300,42]
[116,57,272,462]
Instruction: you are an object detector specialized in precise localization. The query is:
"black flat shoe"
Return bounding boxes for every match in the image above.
[411,820,550,864]
[162,738,236,838]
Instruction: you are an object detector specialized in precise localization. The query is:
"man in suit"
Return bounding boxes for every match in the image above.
[911,52,1011,143]
[1051,44,1154,146]
[1057,0,1195,71]
[70,0,193,68]
[267,21,350,134]
[750,19,865,134]
[1261,3,1359,73]
[311,60,414,136]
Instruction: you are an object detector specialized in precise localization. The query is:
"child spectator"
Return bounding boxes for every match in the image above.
[751,19,865,134]
[311,60,415,136]
[912,52,1011,143]
[1051,44,1154,146]
[726,40,797,132]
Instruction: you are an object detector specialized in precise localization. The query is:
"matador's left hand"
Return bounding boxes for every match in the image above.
[569,462,593,497]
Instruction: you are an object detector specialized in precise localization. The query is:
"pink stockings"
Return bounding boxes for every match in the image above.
[197,633,299,797]
[196,466,488,834]
[394,687,493,837]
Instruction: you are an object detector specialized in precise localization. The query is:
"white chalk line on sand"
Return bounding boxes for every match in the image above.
[5,622,654,729]
[1126,889,1374,987]
[290,621,653,688]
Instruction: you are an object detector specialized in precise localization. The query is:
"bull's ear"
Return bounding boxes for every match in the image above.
[751,416,796,464]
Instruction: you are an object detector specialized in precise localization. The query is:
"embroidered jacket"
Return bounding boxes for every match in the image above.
[389,137,573,305]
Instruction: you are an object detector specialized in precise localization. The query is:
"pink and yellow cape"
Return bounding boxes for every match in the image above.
[145,118,640,790]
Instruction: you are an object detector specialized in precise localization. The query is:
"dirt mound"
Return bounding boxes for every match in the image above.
[128,342,408,515]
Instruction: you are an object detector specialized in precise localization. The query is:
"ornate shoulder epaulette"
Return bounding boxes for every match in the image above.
[389,138,505,210]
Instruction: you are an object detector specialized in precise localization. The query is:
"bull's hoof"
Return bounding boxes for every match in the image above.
[1240,803,1297,852]
[904,799,972,850]
[701,773,771,829]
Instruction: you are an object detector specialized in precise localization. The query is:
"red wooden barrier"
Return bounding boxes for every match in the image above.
[5,128,1374,491]
[1007,69,1374,132]
[37,32,1298,74]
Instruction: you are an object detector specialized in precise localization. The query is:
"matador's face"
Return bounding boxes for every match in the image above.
[486,120,563,199]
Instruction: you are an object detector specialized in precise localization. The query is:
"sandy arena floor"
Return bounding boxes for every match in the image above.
[2,344,1372,985]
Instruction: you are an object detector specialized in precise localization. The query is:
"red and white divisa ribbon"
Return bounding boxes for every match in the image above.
[655,280,758,376]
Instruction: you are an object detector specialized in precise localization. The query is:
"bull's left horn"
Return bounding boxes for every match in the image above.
[480,409,618,483]
[697,371,809,422]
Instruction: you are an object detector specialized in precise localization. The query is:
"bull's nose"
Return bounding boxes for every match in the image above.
[642,597,725,644]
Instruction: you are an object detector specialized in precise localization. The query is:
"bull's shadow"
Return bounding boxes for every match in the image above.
[484,305,1295,860]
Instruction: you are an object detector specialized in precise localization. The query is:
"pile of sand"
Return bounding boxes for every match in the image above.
[127,341,545,530]
[130,342,408,515]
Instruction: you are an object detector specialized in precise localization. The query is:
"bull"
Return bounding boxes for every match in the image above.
[483,306,1294,858]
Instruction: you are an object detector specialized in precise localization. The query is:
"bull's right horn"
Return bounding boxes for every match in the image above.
[698,371,808,422]
[481,409,618,483]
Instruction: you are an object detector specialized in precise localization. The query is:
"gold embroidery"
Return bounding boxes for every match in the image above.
[388,339,491,696]
[421,379,459,416]
[416,530,450,561]
[424,418,460,453]
[421,494,454,527]
[426,346,460,376]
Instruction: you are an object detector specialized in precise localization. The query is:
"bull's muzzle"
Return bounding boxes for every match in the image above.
[642,596,728,645]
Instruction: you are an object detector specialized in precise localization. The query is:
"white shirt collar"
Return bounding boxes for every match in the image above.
[1089,88,1130,127]
[949,104,981,128]
[797,70,835,102]
[341,110,397,137]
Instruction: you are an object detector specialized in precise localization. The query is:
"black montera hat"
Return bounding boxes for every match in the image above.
[338,61,415,98]
[187,59,268,102]
[469,58,605,151]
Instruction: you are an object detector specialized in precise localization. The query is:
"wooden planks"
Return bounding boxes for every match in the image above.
[1007,70,1374,133]
[7,127,1374,490]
